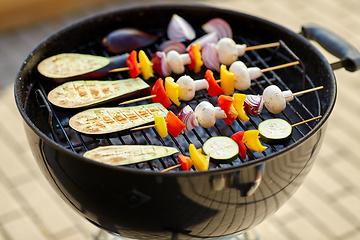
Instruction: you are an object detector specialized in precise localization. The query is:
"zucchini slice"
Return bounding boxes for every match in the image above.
[202,136,239,164]
[258,118,292,145]
[83,145,178,166]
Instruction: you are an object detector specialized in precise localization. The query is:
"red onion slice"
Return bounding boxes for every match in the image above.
[244,95,264,117]
[202,18,233,39]
[158,40,187,54]
[177,105,199,133]
[167,14,196,42]
[201,43,220,72]
[151,51,171,77]
[186,32,218,51]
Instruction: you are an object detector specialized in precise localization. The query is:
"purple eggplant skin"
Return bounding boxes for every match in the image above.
[102,28,159,54]
[47,53,129,85]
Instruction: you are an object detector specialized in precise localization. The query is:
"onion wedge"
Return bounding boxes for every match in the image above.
[167,14,196,42]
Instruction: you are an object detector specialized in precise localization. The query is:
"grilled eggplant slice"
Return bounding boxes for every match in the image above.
[47,78,150,109]
[69,103,168,135]
[83,145,178,166]
[37,53,128,83]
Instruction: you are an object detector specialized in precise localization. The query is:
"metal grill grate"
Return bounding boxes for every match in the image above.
[29,34,322,172]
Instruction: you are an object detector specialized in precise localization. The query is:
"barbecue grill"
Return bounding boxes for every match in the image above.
[14,4,360,240]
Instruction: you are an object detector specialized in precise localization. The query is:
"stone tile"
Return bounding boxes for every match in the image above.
[0,181,22,217]
[289,184,354,238]
[2,214,48,240]
[15,180,83,236]
[284,216,329,240]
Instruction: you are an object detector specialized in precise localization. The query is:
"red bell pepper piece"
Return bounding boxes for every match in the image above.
[187,43,203,73]
[217,95,238,125]
[126,50,141,78]
[166,110,186,137]
[178,154,192,171]
[151,78,172,108]
[204,69,224,97]
[231,131,247,159]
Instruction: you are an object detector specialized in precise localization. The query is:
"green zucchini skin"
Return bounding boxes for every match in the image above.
[202,136,239,164]
[258,118,292,145]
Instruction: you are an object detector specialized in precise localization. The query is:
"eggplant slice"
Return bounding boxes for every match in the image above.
[69,103,168,135]
[47,78,150,109]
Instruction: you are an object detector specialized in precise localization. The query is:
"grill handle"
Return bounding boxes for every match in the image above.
[301,23,360,72]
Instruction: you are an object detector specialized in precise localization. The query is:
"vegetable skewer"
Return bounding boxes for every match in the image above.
[109,40,282,77]
[118,61,300,108]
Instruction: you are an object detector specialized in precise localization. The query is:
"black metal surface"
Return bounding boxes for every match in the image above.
[15,4,337,240]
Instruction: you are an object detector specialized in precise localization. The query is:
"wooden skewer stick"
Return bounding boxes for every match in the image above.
[260,61,299,73]
[291,115,322,127]
[109,63,145,73]
[245,42,280,51]
[215,61,300,83]
[161,164,181,172]
[109,42,281,73]
[118,94,157,105]
[292,86,324,97]
[131,124,156,131]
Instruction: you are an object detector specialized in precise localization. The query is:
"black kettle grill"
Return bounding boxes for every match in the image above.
[14,4,360,240]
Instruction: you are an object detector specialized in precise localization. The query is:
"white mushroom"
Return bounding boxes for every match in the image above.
[166,50,185,74]
[216,37,246,66]
[177,75,195,101]
[229,61,251,91]
[177,76,209,101]
[194,101,226,128]
[263,85,293,114]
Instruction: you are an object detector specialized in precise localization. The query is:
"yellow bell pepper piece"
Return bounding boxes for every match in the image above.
[153,111,168,138]
[139,50,154,80]
[165,77,181,106]
[243,130,267,153]
[233,93,250,122]
[193,42,203,73]
[189,143,209,171]
[220,64,235,96]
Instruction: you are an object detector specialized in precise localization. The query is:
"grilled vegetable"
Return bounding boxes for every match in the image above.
[83,145,178,166]
[187,42,203,73]
[202,136,239,164]
[151,78,172,108]
[166,111,186,137]
[102,28,159,54]
[217,95,238,125]
[153,111,168,138]
[178,155,193,171]
[220,64,235,95]
[231,131,247,159]
[167,14,196,42]
[243,130,267,153]
[126,50,141,78]
[233,93,250,122]
[258,118,292,145]
[69,103,168,135]
[189,144,209,171]
[47,78,150,109]
[37,53,128,83]
[165,77,181,106]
